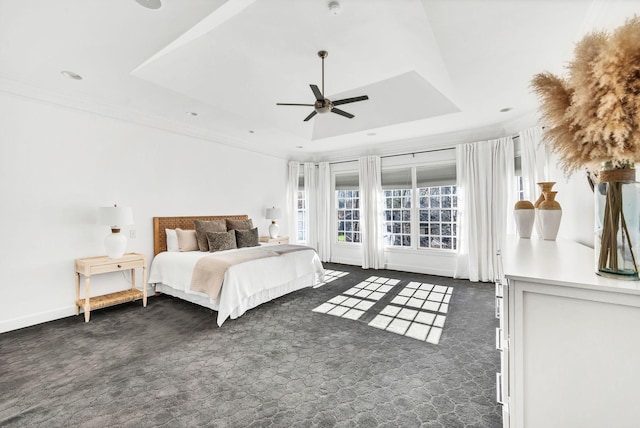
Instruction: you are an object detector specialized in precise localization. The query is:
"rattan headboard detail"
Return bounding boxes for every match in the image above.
[153,215,249,256]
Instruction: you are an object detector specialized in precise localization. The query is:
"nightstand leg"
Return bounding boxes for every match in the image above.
[84,276,91,322]
[142,265,147,307]
[75,273,80,316]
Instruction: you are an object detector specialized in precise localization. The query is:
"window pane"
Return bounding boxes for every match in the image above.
[383,188,411,247]
[297,190,306,243]
[418,185,458,250]
[336,190,361,244]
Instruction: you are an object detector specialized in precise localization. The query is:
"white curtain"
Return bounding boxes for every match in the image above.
[359,155,384,269]
[316,162,332,261]
[519,126,549,202]
[286,161,300,244]
[304,162,318,250]
[454,138,515,282]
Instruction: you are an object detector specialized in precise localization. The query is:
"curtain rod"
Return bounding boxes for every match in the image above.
[323,134,520,166]
[326,147,454,166]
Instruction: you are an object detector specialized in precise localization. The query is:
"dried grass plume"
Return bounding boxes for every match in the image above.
[532,16,640,175]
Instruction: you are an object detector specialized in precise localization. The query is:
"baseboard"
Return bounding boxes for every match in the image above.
[0,305,77,334]
[1,285,156,334]
[329,257,361,266]
[383,263,454,278]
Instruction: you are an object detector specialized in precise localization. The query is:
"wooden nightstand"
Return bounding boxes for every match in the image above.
[75,253,147,322]
[259,236,289,245]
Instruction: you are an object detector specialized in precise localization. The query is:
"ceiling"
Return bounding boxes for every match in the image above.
[1,0,638,161]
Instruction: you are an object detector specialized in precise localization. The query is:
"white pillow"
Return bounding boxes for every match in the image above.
[166,228,179,252]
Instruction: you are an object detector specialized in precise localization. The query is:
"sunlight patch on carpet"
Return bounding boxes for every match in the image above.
[369,282,453,344]
[312,276,399,320]
[313,277,453,345]
[314,269,350,288]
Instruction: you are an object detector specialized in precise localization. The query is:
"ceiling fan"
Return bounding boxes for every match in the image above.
[277,50,369,122]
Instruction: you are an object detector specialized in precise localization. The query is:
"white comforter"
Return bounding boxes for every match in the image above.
[148,245,324,326]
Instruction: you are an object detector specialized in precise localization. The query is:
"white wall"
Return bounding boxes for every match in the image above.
[0,92,287,332]
[549,157,595,247]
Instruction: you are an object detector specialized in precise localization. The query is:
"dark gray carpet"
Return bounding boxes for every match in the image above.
[0,263,501,427]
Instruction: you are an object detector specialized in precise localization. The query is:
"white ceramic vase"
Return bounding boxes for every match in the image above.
[514,200,535,239]
[534,182,556,238]
[537,191,562,240]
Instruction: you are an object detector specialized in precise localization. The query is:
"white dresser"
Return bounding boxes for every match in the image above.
[497,237,640,428]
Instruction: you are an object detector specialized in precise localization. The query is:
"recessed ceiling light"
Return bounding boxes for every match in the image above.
[500,107,513,113]
[135,0,162,10]
[61,70,82,80]
[296,146,304,149]
[186,111,198,116]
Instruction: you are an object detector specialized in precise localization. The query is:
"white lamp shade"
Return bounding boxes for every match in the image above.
[97,206,133,229]
[266,207,282,220]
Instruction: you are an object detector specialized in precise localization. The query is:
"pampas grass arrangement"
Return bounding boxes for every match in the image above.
[532,16,640,277]
[532,16,640,174]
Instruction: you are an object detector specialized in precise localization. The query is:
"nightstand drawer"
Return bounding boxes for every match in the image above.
[259,236,289,245]
[90,259,143,275]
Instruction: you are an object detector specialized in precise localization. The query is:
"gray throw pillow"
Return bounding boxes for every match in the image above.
[235,227,259,248]
[206,230,237,252]
[195,220,227,251]
[226,218,254,231]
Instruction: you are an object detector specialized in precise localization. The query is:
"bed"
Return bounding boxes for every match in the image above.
[148,215,324,326]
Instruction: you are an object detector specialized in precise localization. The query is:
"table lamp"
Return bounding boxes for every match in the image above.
[265,207,282,238]
[97,204,133,258]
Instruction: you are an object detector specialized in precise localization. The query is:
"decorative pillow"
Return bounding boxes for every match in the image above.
[235,227,259,248]
[165,228,179,252]
[195,220,227,251]
[226,218,254,231]
[206,230,237,252]
[175,228,198,252]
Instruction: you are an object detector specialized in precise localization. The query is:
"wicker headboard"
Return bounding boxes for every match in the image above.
[153,215,249,255]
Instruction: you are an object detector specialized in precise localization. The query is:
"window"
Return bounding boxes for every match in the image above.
[382,169,412,247]
[416,165,458,250]
[297,189,306,243]
[383,189,412,246]
[418,185,457,250]
[515,176,525,201]
[335,172,360,243]
[336,190,361,243]
[514,154,525,201]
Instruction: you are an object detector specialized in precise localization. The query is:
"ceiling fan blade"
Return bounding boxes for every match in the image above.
[310,84,323,101]
[303,110,318,122]
[332,95,369,106]
[331,108,354,119]
[276,103,314,106]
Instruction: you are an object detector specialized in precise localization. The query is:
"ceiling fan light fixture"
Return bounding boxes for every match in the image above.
[315,99,333,114]
[328,1,341,15]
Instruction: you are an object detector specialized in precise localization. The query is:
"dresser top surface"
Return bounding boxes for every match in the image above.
[502,236,640,295]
